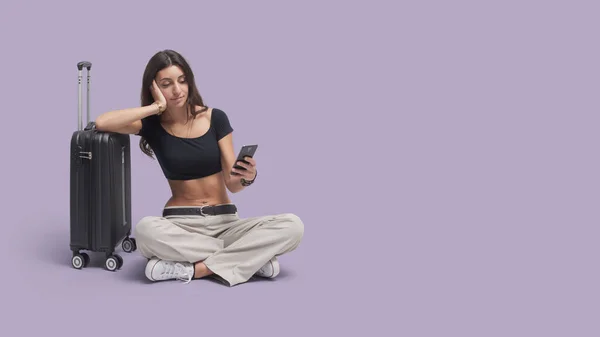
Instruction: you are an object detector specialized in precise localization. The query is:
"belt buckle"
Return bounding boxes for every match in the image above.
[198,205,209,216]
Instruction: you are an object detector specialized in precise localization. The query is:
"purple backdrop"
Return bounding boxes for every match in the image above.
[0,0,598,336]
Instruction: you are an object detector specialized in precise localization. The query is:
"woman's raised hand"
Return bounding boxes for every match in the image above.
[151,80,167,113]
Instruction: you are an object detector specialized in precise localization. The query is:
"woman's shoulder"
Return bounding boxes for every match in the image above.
[211,107,230,118]
[193,106,229,122]
[199,106,233,138]
[200,106,226,116]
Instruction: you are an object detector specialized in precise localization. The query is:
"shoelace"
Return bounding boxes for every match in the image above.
[162,262,193,284]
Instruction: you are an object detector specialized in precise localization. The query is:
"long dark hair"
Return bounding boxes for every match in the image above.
[139,49,208,158]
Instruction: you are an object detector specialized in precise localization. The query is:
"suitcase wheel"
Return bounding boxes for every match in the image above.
[122,237,137,253]
[114,255,124,268]
[105,254,123,272]
[72,253,90,269]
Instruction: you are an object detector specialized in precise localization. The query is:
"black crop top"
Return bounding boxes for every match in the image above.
[136,108,234,180]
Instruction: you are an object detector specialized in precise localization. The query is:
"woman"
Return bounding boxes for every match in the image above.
[94,49,304,286]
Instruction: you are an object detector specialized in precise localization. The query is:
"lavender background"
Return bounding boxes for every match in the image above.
[0,0,598,336]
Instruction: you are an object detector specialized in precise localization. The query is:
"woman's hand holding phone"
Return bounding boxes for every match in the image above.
[230,144,258,186]
[231,156,257,181]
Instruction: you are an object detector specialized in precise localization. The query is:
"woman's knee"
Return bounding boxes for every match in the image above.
[133,216,161,241]
[279,213,304,242]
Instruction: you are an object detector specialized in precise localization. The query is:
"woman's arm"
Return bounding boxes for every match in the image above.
[95,103,161,134]
[96,80,166,134]
[218,133,245,193]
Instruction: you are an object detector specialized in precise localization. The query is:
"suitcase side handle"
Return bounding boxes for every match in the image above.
[77,61,93,131]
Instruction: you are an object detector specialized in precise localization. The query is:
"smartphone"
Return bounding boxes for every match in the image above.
[232,144,258,175]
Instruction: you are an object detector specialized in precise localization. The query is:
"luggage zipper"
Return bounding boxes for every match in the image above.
[80,133,93,250]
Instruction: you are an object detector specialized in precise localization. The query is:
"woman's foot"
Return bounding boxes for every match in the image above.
[254,257,280,278]
[145,258,194,283]
[144,256,280,283]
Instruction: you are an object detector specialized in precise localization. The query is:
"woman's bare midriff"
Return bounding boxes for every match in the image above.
[164,171,232,207]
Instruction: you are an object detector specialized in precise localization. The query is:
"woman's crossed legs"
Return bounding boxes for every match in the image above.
[133,208,304,287]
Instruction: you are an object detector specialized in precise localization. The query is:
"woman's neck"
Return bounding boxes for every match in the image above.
[162,106,191,124]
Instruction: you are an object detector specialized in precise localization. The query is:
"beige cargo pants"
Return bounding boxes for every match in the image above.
[133,205,304,286]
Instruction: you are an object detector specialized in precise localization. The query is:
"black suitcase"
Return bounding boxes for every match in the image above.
[69,60,137,271]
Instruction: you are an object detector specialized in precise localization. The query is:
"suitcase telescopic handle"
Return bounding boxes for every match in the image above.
[77,61,93,131]
[77,61,92,71]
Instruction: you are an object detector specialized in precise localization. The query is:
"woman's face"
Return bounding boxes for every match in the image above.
[155,65,189,108]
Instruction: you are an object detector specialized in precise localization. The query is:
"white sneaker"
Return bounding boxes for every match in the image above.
[255,257,280,278]
[145,258,194,283]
